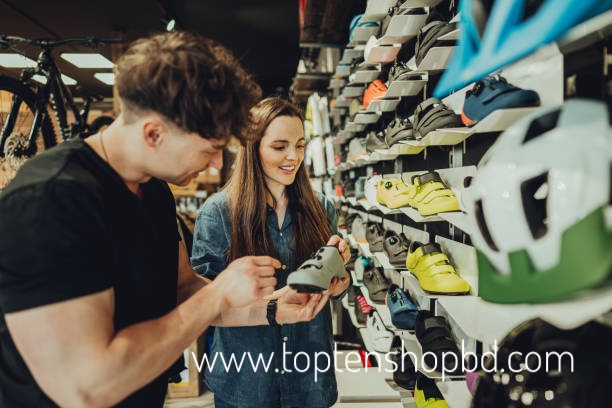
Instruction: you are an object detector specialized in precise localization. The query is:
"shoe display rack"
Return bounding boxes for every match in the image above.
[310,1,612,406]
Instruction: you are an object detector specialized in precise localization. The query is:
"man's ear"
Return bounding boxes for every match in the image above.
[142,119,167,147]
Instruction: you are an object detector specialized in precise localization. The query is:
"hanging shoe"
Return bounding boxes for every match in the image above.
[376,178,413,209]
[383,230,410,267]
[366,130,389,152]
[461,75,540,126]
[408,172,460,216]
[384,116,415,147]
[413,98,462,140]
[363,267,390,304]
[365,221,385,252]
[406,242,470,295]
[354,288,373,325]
[391,349,417,390]
[414,372,449,408]
[386,284,418,330]
[367,310,394,352]
[354,255,372,282]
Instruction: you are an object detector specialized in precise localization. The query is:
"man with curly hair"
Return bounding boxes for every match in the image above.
[0,31,330,407]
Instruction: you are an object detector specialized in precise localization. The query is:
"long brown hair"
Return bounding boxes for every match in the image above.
[225,97,332,264]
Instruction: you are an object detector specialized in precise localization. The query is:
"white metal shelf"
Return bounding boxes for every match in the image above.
[401,0,444,8]
[351,68,381,83]
[367,97,402,113]
[437,283,612,349]
[384,78,427,98]
[355,111,381,124]
[350,25,381,44]
[378,13,428,45]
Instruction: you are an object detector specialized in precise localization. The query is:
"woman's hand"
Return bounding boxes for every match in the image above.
[326,235,351,264]
[275,287,330,325]
[326,271,350,297]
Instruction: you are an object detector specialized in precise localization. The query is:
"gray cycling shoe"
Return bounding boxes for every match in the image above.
[287,246,346,293]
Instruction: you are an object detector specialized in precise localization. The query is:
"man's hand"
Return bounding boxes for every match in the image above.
[212,256,280,309]
[275,287,330,325]
[327,235,351,264]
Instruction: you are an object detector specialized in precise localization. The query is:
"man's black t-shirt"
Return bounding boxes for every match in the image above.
[0,139,179,407]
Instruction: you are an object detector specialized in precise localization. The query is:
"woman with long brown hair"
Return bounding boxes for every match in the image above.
[191,97,350,407]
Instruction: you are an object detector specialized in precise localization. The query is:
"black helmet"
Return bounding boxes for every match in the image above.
[472,318,612,408]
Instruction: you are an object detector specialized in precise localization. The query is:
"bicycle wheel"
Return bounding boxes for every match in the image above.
[0,76,57,156]
[0,76,56,188]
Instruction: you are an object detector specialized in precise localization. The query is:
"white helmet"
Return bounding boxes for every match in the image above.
[466,99,612,303]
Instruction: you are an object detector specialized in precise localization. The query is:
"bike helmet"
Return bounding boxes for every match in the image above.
[472,318,612,408]
[466,99,612,303]
[434,0,612,97]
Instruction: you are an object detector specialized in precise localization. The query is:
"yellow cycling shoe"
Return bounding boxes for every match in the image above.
[414,373,449,408]
[406,242,470,294]
[376,178,413,208]
[408,172,460,216]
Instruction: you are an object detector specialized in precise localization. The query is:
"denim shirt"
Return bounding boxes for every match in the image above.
[191,190,339,408]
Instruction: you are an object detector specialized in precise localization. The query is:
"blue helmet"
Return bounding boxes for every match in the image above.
[434,0,612,98]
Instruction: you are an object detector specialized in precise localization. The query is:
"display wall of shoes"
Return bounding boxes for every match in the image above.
[319,0,612,405]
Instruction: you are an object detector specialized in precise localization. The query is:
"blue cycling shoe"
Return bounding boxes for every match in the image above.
[386,284,418,330]
[461,75,540,126]
[434,0,612,98]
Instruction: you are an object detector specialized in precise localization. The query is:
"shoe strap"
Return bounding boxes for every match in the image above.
[411,171,443,186]
[418,263,456,277]
[414,183,456,203]
[416,253,450,268]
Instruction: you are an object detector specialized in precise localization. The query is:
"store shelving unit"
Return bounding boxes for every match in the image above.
[318,1,612,407]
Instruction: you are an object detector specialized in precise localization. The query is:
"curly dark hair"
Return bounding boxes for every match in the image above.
[114,31,262,142]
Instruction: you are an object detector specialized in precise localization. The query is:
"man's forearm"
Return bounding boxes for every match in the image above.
[212,300,268,327]
[73,283,226,407]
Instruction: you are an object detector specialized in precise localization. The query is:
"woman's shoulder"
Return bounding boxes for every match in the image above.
[198,189,231,219]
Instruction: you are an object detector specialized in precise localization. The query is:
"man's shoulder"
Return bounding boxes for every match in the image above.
[0,141,105,213]
[1,140,100,199]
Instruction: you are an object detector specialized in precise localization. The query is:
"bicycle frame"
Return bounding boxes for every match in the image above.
[1,43,113,158]
[28,47,91,140]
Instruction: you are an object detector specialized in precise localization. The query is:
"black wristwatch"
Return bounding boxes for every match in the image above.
[266,299,280,326]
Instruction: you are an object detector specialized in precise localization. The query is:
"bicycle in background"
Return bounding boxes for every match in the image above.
[0,35,121,187]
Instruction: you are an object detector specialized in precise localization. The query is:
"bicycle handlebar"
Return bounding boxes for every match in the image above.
[0,35,122,49]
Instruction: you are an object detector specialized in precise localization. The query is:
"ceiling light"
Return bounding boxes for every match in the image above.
[32,74,76,86]
[161,16,177,32]
[0,53,37,68]
[166,18,176,31]
[94,73,115,85]
[61,74,77,85]
[32,75,47,84]
[61,53,114,69]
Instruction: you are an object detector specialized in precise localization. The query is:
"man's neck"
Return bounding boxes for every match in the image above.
[85,125,149,197]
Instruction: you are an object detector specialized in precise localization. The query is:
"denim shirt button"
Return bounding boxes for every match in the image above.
[283,336,288,341]
[281,370,285,374]
[281,265,287,270]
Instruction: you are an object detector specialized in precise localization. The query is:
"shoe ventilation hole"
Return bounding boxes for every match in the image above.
[521,172,549,240]
[475,199,499,252]
[523,109,560,144]
[464,176,473,188]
